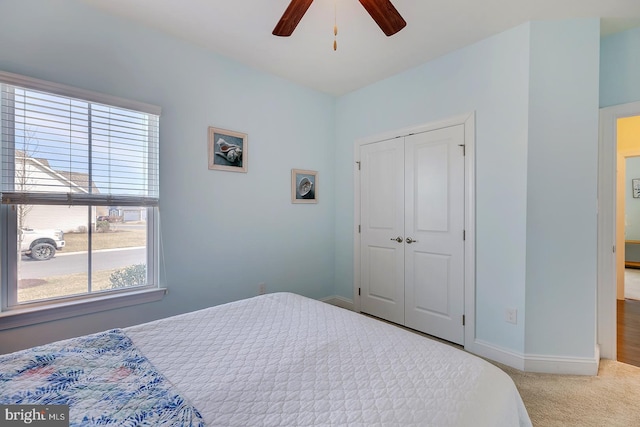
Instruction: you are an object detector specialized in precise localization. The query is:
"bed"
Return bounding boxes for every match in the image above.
[1,292,531,426]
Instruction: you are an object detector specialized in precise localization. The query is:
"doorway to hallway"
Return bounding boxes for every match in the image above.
[598,103,640,364]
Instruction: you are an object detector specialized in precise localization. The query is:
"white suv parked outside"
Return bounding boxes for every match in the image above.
[20,228,65,261]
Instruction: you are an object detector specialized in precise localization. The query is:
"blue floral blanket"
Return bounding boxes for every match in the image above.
[0,329,204,426]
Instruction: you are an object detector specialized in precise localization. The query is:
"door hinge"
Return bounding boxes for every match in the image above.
[462,315,465,326]
[358,225,361,233]
[463,230,466,240]
[459,144,466,156]
[358,288,361,296]
[613,245,616,253]
[356,161,361,170]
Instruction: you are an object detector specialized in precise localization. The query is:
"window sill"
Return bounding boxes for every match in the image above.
[0,288,167,331]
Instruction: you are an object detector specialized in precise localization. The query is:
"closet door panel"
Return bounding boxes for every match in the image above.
[405,125,465,344]
[360,138,405,325]
[412,251,450,316]
[415,142,449,232]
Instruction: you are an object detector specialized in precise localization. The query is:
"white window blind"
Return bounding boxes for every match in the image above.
[0,72,159,207]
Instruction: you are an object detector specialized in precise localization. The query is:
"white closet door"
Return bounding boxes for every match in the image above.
[360,138,405,325]
[404,125,465,344]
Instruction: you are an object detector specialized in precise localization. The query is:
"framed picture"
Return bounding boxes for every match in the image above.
[633,179,640,198]
[208,127,248,172]
[291,169,318,204]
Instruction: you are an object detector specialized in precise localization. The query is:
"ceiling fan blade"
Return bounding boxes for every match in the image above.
[358,0,406,36]
[273,0,314,37]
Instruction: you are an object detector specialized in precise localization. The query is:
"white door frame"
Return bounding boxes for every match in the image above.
[598,101,640,359]
[353,112,476,348]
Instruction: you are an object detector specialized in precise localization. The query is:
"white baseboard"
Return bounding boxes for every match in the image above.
[524,345,600,376]
[320,295,355,311]
[467,339,526,371]
[524,355,599,375]
[467,339,600,376]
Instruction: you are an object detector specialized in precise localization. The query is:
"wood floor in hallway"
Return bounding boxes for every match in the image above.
[618,298,640,368]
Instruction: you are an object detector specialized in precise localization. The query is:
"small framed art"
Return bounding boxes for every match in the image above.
[291,169,318,204]
[208,126,248,173]
[633,178,640,198]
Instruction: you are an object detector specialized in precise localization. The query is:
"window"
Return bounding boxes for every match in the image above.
[0,71,161,320]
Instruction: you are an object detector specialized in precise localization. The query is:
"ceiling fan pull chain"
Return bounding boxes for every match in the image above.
[333,0,338,51]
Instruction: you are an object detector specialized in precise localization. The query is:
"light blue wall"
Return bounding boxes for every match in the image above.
[335,24,531,353]
[626,157,640,240]
[524,20,600,357]
[336,19,601,359]
[600,27,640,107]
[0,0,336,353]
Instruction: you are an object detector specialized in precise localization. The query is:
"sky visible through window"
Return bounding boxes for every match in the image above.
[10,87,153,196]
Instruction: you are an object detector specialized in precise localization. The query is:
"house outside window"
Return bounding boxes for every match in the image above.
[0,71,161,320]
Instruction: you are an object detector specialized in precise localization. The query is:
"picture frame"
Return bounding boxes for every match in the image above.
[291,169,318,204]
[633,178,640,198]
[208,126,248,173]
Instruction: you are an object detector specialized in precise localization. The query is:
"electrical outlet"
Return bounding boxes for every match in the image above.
[258,282,266,295]
[505,308,517,324]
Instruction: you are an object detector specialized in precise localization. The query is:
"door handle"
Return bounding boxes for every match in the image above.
[390,236,403,243]
[406,237,418,244]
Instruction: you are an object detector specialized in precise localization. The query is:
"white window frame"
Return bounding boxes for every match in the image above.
[0,71,165,330]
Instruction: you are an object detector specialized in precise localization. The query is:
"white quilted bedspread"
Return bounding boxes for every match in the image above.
[125,292,531,426]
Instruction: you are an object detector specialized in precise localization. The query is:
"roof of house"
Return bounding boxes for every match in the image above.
[16,150,99,194]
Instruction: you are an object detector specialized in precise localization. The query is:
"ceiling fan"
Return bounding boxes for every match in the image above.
[273,0,406,37]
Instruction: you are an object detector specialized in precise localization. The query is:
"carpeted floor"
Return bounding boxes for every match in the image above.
[496,359,640,426]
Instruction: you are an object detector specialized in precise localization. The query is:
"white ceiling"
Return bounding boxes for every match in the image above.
[80,0,640,96]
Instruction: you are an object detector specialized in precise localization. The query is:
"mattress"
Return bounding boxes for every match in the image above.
[124,292,531,426]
